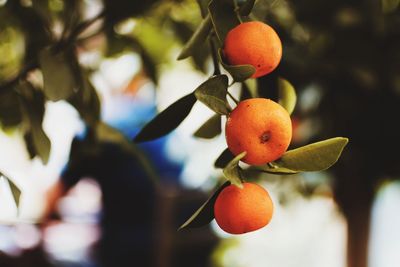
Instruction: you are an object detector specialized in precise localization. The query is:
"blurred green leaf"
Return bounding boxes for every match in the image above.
[260,137,349,173]
[208,0,241,43]
[179,181,230,230]
[10,2,52,61]
[278,77,297,115]
[29,127,51,164]
[68,72,101,127]
[134,93,197,143]
[382,0,400,13]
[24,132,36,159]
[39,47,78,101]
[170,19,209,73]
[1,173,22,208]
[8,177,21,208]
[194,75,230,115]
[215,148,235,168]
[223,151,246,187]
[218,49,255,82]
[17,81,51,164]
[194,114,221,139]
[238,0,256,15]
[177,15,212,60]
[0,90,23,129]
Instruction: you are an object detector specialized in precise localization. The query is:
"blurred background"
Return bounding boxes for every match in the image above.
[0,0,400,267]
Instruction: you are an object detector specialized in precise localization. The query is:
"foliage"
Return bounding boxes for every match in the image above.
[2,0,372,237]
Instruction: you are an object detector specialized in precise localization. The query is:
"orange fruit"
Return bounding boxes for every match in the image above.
[214,182,274,234]
[225,98,292,165]
[223,21,282,78]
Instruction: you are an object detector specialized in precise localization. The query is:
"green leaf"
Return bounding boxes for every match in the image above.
[39,47,78,101]
[194,114,221,139]
[264,137,349,173]
[256,164,299,175]
[31,127,51,164]
[218,49,256,82]
[239,0,256,16]
[208,0,241,43]
[134,93,197,143]
[179,181,230,230]
[170,19,209,72]
[69,72,101,127]
[8,180,21,209]
[278,77,297,115]
[4,175,21,208]
[214,148,235,168]
[17,81,51,164]
[0,90,23,129]
[223,151,246,187]
[194,75,230,115]
[177,15,212,60]
[382,0,400,13]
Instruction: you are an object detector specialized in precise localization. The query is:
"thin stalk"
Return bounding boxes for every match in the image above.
[227,91,239,105]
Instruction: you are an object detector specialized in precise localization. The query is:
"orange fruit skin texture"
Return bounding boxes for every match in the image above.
[225,98,292,165]
[214,182,274,234]
[223,21,282,78]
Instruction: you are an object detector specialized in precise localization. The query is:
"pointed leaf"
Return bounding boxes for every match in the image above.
[31,128,51,164]
[271,137,349,172]
[69,72,101,127]
[218,49,256,82]
[39,47,78,101]
[215,148,235,168]
[239,0,256,16]
[17,81,51,164]
[179,181,230,230]
[194,114,221,139]
[134,93,197,143]
[278,77,297,115]
[5,176,21,208]
[9,182,21,209]
[194,75,230,115]
[208,0,241,43]
[256,164,299,175]
[0,90,23,129]
[178,15,212,60]
[223,151,246,187]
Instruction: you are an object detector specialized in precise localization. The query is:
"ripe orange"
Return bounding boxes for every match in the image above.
[223,21,282,78]
[214,182,273,234]
[225,98,292,165]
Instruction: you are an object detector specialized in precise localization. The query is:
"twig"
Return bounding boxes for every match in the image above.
[227,91,239,105]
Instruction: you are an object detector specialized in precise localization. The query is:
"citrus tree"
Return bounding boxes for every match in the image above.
[2,0,399,266]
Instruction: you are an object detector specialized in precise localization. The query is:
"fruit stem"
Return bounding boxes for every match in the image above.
[227,91,239,105]
[233,1,243,23]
